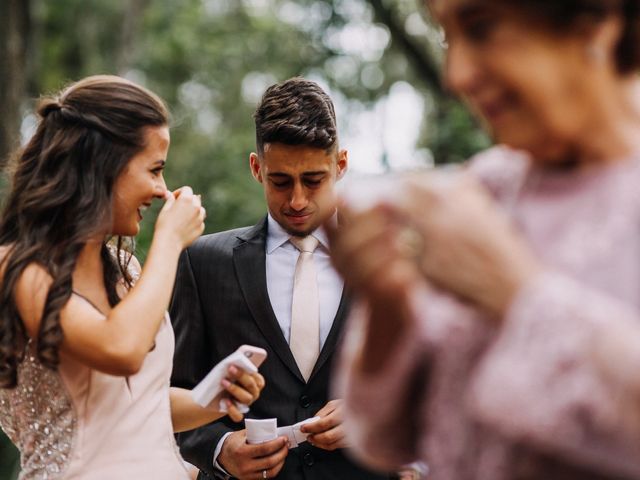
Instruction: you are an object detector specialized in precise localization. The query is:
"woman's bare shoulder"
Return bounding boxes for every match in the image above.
[5,254,52,338]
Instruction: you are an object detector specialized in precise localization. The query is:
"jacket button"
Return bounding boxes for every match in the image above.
[303,453,314,466]
[299,395,311,408]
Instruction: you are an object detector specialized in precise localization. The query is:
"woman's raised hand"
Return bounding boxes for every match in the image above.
[399,172,540,317]
[155,186,206,250]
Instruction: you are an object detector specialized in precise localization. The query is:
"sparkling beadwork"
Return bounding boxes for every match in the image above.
[0,346,76,479]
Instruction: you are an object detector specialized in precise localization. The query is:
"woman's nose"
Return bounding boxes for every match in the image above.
[445,42,479,97]
[154,176,168,198]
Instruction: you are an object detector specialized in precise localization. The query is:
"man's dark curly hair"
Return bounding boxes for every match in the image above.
[253,77,338,155]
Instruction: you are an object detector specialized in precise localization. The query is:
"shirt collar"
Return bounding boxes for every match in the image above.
[266,213,334,254]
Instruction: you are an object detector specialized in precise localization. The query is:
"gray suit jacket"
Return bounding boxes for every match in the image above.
[170,217,389,480]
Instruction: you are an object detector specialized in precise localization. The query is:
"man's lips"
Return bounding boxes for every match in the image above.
[285,212,313,223]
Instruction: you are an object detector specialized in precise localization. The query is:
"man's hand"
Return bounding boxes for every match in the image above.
[300,399,350,451]
[218,430,289,479]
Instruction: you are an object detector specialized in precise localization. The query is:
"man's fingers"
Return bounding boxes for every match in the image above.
[300,415,334,434]
[245,437,288,458]
[308,426,346,448]
[302,401,342,433]
[253,442,289,471]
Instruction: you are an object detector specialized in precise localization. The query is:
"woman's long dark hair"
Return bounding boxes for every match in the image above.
[0,75,168,388]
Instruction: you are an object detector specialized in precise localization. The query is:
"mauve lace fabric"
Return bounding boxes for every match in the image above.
[336,146,640,480]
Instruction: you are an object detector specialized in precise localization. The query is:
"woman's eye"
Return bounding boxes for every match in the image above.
[151,168,163,176]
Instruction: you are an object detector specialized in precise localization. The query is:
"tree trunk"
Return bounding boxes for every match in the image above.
[0,0,30,169]
[365,0,444,96]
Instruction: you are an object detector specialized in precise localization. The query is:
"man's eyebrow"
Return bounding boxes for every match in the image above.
[267,172,291,178]
[302,171,328,176]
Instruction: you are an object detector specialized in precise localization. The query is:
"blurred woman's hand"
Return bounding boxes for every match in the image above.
[400,172,540,317]
[328,203,424,306]
[154,186,206,250]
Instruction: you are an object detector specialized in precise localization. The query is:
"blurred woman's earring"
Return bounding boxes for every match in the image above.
[586,45,606,64]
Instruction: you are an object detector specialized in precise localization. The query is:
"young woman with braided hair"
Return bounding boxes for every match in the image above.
[0,75,264,479]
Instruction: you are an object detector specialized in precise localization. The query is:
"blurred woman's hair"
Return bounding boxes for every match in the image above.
[493,0,640,73]
[426,0,640,74]
[0,75,169,388]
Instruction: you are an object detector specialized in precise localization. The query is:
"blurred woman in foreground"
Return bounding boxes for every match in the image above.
[0,76,263,479]
[331,1,640,479]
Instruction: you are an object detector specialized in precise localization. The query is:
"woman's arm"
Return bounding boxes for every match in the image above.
[170,368,265,433]
[395,172,640,476]
[15,189,205,376]
[328,205,436,469]
[470,271,640,478]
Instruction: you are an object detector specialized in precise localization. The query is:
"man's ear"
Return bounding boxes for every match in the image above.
[249,152,263,183]
[336,149,348,180]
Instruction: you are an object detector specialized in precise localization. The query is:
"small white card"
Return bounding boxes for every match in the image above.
[245,418,278,444]
[276,416,320,448]
[245,416,320,448]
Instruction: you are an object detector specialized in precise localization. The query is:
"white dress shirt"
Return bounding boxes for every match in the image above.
[213,214,344,474]
[265,214,344,350]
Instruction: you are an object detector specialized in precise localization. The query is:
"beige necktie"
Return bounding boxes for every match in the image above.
[289,235,320,382]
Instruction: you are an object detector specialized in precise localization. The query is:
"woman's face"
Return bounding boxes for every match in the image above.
[112,126,170,236]
[432,0,613,161]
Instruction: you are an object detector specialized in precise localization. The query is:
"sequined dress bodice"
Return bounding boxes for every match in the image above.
[0,348,76,478]
[0,315,189,480]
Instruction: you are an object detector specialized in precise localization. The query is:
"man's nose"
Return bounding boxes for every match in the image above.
[290,183,308,211]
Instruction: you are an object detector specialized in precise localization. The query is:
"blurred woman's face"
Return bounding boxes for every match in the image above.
[432,0,612,162]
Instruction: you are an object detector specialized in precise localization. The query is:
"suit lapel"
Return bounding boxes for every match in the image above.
[233,218,305,382]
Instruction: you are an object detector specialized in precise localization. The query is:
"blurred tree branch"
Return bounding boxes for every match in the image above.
[0,0,30,169]
[364,0,444,96]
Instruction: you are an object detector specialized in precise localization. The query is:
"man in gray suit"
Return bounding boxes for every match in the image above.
[170,78,389,480]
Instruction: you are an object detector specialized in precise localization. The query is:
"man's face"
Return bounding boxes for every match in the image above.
[250,143,348,237]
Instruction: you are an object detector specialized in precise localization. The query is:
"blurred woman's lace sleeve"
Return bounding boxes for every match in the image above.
[333,286,433,471]
[470,270,640,478]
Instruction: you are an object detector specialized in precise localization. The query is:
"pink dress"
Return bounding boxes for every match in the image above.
[0,313,190,479]
[336,146,640,480]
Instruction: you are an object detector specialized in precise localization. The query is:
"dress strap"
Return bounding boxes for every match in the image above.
[71,291,105,315]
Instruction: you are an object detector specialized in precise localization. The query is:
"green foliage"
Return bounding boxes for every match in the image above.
[0,429,19,480]
[426,98,491,165]
[16,0,488,257]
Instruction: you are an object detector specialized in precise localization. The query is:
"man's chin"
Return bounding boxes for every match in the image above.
[282,221,319,238]
[286,227,315,238]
